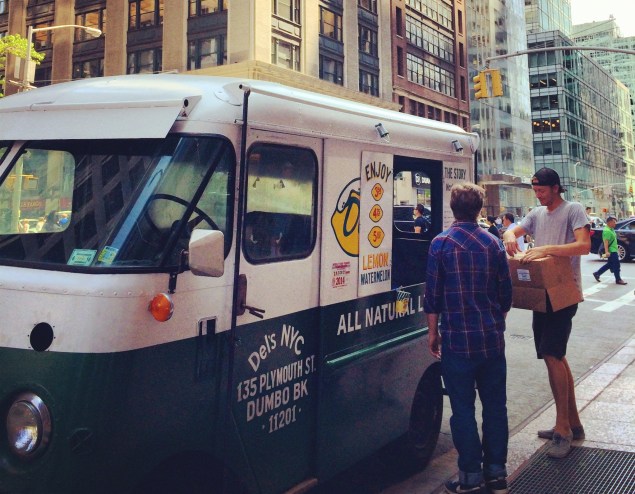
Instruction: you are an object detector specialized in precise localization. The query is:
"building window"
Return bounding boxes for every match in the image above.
[458,10,463,34]
[73,58,104,79]
[358,0,377,14]
[273,0,300,24]
[320,7,342,41]
[397,47,404,76]
[359,70,379,96]
[188,36,226,69]
[34,65,52,87]
[75,9,106,41]
[407,53,455,97]
[406,14,454,64]
[189,0,226,16]
[532,118,561,133]
[319,55,343,85]
[32,22,52,50]
[129,0,164,30]
[359,25,378,56]
[534,140,563,156]
[127,48,162,73]
[0,1,7,14]
[530,72,558,89]
[398,95,405,112]
[272,37,300,71]
[396,7,403,36]
[406,0,453,30]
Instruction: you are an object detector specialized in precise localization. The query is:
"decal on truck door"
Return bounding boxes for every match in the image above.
[330,178,360,257]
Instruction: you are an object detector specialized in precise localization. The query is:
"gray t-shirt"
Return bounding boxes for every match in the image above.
[520,201,588,291]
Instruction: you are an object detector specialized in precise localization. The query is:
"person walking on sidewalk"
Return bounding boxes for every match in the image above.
[502,167,590,459]
[425,183,512,494]
[593,216,627,285]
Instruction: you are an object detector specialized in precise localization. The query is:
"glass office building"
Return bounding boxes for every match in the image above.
[528,31,630,216]
[467,0,535,217]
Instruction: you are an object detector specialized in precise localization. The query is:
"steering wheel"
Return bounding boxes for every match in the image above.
[144,193,219,233]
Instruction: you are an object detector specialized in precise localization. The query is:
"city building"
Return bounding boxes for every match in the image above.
[571,18,635,215]
[1,0,470,132]
[391,0,470,131]
[467,0,536,217]
[528,30,631,216]
[524,0,572,36]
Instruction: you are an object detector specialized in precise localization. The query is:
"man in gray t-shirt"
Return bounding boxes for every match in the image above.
[503,167,591,460]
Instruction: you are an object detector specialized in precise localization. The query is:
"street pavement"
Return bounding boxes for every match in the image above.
[383,255,635,493]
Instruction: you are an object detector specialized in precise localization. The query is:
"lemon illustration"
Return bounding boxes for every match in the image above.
[331,179,360,257]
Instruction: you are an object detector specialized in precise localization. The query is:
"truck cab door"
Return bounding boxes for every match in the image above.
[231,133,321,493]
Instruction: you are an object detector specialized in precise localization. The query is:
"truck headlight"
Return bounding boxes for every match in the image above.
[6,392,52,459]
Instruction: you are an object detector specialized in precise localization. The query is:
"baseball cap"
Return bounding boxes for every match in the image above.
[531,167,565,192]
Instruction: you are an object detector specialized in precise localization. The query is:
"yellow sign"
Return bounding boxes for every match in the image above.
[369,204,383,222]
[371,183,384,201]
[367,226,385,248]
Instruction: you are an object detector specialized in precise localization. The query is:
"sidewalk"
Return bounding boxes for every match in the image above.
[385,333,635,493]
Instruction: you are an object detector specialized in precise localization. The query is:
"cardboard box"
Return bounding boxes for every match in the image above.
[507,256,583,312]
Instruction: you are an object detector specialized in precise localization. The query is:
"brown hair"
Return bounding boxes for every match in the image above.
[450,183,485,222]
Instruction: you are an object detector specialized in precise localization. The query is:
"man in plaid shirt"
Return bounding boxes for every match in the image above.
[424,183,512,494]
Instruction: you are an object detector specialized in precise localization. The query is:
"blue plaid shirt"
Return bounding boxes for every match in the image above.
[424,221,512,358]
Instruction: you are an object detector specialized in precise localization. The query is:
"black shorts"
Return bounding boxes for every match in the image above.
[532,297,578,360]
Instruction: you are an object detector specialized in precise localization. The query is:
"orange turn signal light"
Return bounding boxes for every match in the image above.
[149,293,174,322]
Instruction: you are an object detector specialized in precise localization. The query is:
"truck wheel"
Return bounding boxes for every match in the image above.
[383,364,443,477]
[406,364,443,470]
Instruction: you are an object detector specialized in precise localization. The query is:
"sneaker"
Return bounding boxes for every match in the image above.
[616,280,628,285]
[484,477,509,494]
[593,272,601,282]
[537,425,585,441]
[445,480,483,493]
[547,432,573,458]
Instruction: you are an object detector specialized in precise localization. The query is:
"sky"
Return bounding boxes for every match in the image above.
[570,0,635,37]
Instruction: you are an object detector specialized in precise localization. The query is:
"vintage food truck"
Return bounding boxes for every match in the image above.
[0,74,478,493]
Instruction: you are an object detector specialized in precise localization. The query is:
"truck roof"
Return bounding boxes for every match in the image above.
[0,74,479,155]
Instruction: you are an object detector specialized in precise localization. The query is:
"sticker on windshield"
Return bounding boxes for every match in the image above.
[98,246,118,265]
[68,249,97,266]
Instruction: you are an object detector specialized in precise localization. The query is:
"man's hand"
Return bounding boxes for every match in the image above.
[428,330,441,359]
[520,245,549,263]
[602,253,609,259]
[503,230,519,256]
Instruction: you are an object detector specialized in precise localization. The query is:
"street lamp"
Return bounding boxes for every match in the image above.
[22,24,102,91]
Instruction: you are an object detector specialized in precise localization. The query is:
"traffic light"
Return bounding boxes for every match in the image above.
[489,69,504,97]
[473,71,489,99]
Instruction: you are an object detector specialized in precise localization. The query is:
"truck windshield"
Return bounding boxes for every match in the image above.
[0,136,234,270]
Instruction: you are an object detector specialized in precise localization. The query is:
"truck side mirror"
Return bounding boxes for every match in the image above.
[188,230,225,277]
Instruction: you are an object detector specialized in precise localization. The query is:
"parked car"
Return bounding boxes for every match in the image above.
[588,216,605,228]
[590,218,635,262]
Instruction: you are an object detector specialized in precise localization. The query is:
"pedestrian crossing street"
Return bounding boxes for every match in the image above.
[582,271,634,311]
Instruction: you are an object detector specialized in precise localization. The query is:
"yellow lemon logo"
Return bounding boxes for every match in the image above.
[331,179,360,257]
